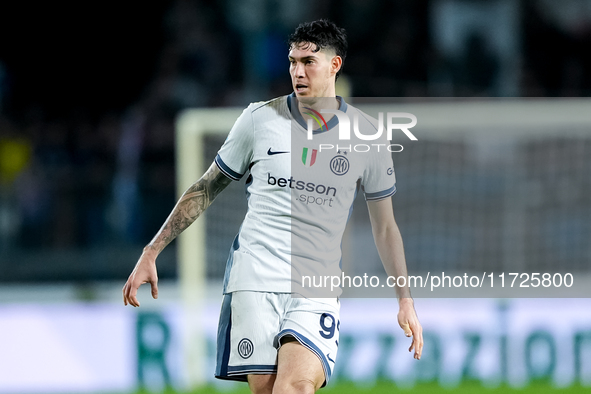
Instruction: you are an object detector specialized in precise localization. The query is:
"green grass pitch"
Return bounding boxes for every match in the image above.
[131,381,591,394]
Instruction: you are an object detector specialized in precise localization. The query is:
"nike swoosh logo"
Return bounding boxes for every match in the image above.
[267,148,289,155]
[327,353,335,363]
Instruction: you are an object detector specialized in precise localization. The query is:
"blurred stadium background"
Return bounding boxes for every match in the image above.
[1,0,591,393]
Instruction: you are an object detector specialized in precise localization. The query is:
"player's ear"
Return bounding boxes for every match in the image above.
[331,55,343,77]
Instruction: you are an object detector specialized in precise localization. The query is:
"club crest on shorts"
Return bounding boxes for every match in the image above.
[238,338,254,359]
[330,155,349,176]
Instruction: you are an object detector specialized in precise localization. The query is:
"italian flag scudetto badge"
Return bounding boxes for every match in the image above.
[301,147,317,167]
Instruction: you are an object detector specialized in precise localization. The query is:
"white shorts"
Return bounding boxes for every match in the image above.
[214,291,340,386]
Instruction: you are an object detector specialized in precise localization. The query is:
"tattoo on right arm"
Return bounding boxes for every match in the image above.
[147,162,232,254]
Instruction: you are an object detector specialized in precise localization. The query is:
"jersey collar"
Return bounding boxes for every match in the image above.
[287,92,348,134]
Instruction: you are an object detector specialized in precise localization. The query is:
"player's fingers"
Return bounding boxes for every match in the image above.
[415,328,424,360]
[151,279,159,299]
[410,337,419,358]
[400,322,412,337]
[411,324,423,360]
[416,340,423,360]
[129,282,140,307]
[122,283,129,306]
[124,281,133,305]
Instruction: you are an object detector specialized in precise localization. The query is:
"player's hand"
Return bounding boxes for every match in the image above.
[122,247,159,307]
[397,298,423,360]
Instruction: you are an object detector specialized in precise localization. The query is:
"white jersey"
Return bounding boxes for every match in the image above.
[215,93,396,295]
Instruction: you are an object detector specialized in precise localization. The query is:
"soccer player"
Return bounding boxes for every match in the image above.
[123,19,422,394]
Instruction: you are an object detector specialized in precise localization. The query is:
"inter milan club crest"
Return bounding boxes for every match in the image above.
[238,338,254,359]
[330,154,349,176]
[301,147,317,167]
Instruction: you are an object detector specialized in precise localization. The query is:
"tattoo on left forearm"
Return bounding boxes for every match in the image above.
[147,163,232,253]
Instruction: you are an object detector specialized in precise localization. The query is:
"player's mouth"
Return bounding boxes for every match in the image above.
[295,83,309,94]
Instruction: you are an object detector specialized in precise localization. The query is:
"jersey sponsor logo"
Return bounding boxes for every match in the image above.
[238,338,254,359]
[301,147,317,166]
[268,173,337,196]
[387,167,394,175]
[267,148,289,156]
[330,155,349,176]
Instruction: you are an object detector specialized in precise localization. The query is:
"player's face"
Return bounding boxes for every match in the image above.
[289,42,340,99]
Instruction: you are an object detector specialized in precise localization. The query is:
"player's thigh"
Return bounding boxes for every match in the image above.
[274,339,325,393]
[248,373,276,394]
[275,298,340,389]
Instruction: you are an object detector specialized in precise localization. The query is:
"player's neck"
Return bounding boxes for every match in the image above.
[297,95,339,127]
[296,95,339,114]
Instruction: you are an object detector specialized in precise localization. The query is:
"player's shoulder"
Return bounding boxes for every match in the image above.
[245,95,288,115]
[230,96,289,134]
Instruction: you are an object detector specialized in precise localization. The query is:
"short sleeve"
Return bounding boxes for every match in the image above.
[361,143,397,201]
[215,106,255,181]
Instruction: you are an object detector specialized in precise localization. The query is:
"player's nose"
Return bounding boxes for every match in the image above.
[293,62,305,78]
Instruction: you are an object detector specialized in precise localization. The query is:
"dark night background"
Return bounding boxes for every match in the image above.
[0,0,590,282]
[0,2,170,119]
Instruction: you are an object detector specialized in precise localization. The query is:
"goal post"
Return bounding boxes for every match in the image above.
[175,108,242,388]
[175,98,591,386]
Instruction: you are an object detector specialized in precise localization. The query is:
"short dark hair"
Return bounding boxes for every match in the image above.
[288,19,348,80]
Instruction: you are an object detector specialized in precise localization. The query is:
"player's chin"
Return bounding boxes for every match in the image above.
[295,92,317,103]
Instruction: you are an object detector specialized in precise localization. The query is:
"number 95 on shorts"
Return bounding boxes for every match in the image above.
[215,291,340,385]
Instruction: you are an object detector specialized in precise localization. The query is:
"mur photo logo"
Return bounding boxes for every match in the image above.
[304,108,418,153]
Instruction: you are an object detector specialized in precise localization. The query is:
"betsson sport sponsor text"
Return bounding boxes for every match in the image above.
[267,172,337,207]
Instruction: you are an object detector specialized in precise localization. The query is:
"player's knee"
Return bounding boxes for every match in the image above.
[273,377,320,394]
[248,374,275,394]
[291,378,320,394]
